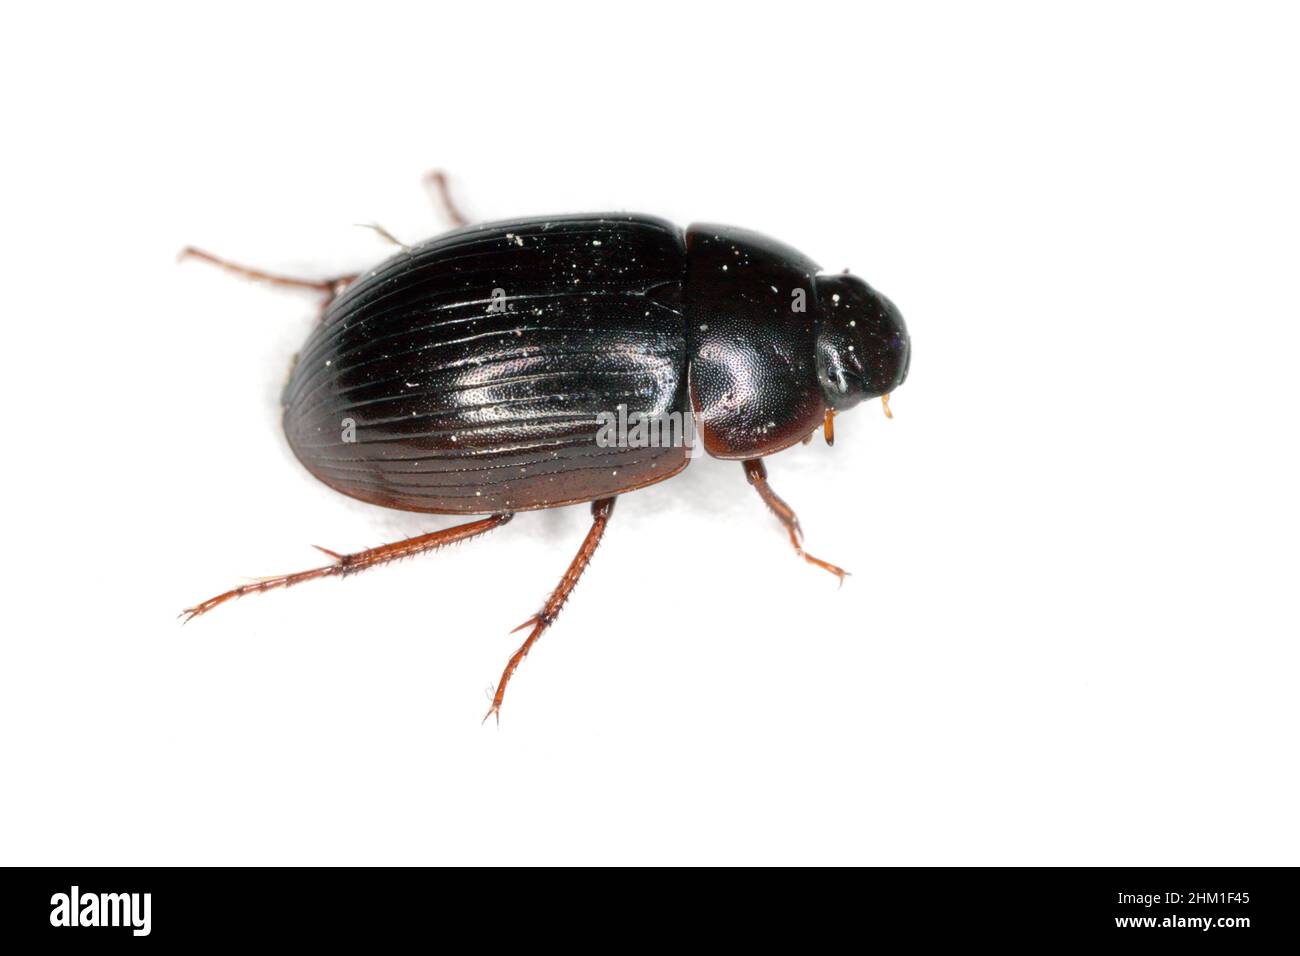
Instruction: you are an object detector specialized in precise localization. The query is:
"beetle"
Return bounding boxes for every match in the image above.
[180,172,910,721]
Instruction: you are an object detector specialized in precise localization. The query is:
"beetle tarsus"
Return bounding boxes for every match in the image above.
[483,498,616,722]
[801,552,850,587]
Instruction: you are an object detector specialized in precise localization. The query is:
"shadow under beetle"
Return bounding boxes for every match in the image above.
[180,172,911,721]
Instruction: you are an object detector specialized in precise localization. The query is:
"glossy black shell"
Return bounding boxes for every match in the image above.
[282,215,691,514]
[684,226,824,458]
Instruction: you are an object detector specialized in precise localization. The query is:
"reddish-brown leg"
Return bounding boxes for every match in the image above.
[181,513,514,622]
[484,498,616,724]
[177,246,358,320]
[424,170,469,227]
[742,458,848,584]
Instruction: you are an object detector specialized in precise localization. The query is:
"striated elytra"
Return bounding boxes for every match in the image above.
[182,179,910,720]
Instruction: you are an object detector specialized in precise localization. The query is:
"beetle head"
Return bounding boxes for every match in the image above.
[813,273,909,410]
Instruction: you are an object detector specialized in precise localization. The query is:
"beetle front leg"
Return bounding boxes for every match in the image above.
[177,246,359,320]
[742,458,848,584]
[484,497,616,724]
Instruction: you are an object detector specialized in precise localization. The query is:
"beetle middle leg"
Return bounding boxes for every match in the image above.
[177,246,358,320]
[181,513,514,621]
[742,458,848,584]
[484,497,617,724]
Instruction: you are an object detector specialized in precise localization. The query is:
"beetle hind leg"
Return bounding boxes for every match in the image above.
[424,169,469,227]
[483,497,617,724]
[742,458,848,584]
[177,246,359,320]
[180,513,514,622]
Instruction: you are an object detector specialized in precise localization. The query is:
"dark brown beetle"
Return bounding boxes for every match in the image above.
[181,173,910,720]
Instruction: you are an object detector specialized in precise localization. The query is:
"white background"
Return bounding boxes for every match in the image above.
[2,1,1296,866]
